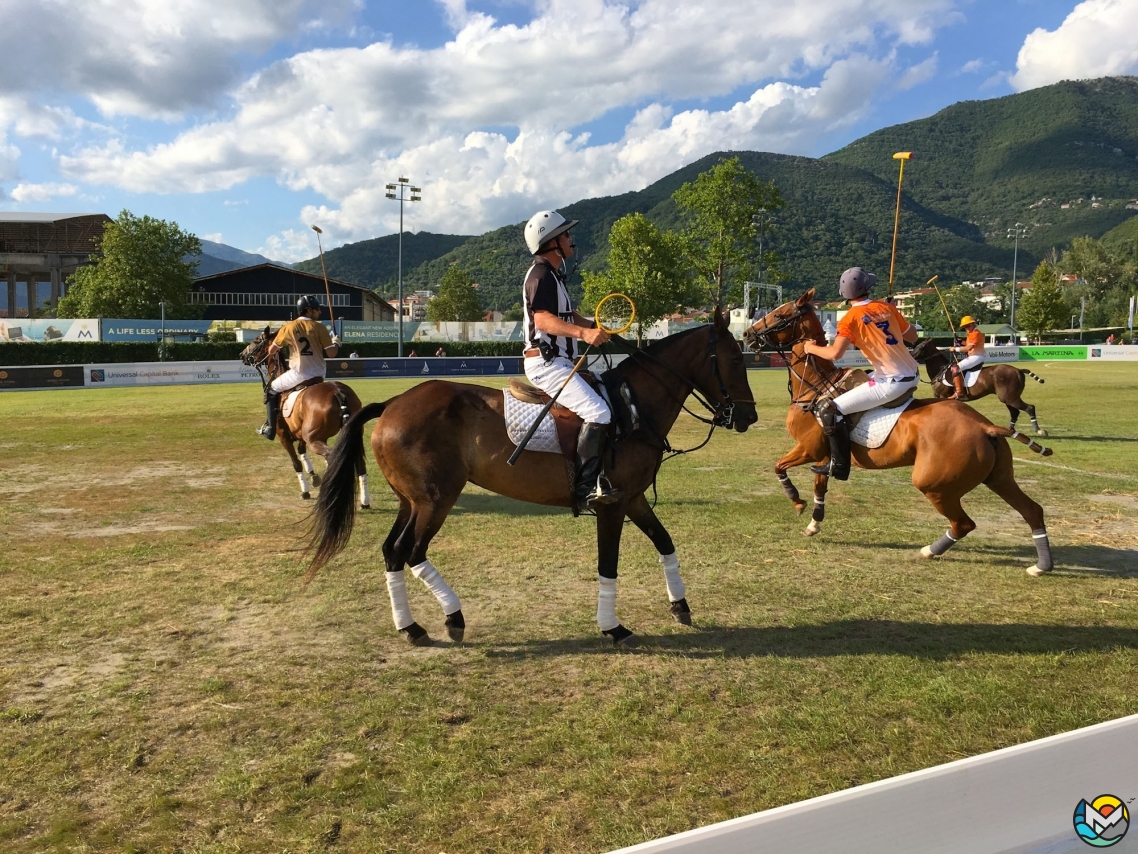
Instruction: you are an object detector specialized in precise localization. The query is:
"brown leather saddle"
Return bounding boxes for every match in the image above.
[507,374,605,462]
[818,369,915,430]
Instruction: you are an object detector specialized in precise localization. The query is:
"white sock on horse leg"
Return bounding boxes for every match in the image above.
[659,552,685,602]
[297,471,311,494]
[300,452,315,474]
[386,570,415,630]
[358,474,370,506]
[410,559,461,615]
[597,576,619,632]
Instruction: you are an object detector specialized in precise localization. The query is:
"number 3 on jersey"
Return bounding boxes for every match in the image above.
[874,320,897,345]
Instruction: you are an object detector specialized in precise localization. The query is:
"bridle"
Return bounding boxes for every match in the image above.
[745,305,845,407]
[240,334,281,393]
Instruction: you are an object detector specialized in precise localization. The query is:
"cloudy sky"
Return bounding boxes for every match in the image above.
[3,0,1136,262]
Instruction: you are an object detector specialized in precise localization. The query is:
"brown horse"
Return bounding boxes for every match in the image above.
[910,338,1047,435]
[239,329,369,506]
[743,290,1056,576]
[307,310,757,647]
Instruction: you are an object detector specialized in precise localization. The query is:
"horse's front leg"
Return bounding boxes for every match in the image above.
[804,472,830,538]
[775,444,819,516]
[626,494,690,626]
[596,504,633,647]
[279,434,311,498]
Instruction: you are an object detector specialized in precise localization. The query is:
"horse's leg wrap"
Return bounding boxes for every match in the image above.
[659,552,685,603]
[812,496,825,523]
[921,530,960,558]
[300,452,315,475]
[386,570,415,631]
[1027,528,1053,576]
[778,472,800,502]
[597,575,619,632]
[297,471,311,496]
[410,560,461,616]
[358,474,370,508]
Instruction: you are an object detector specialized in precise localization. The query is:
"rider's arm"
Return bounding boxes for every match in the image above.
[902,324,919,345]
[802,335,851,361]
[534,310,609,347]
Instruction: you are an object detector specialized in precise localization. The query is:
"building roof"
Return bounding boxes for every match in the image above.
[0,212,107,224]
[194,262,377,296]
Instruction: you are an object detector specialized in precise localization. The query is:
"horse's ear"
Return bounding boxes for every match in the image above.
[713,306,726,329]
[796,288,815,307]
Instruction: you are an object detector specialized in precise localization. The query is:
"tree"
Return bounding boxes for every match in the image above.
[56,210,201,319]
[426,265,483,322]
[672,156,785,306]
[1016,261,1070,342]
[581,213,695,344]
[1060,236,1124,300]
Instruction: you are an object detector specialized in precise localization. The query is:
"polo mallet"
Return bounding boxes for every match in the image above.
[507,292,635,466]
[928,274,963,368]
[311,225,337,337]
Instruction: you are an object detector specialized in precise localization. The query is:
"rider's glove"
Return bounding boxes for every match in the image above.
[331,335,341,346]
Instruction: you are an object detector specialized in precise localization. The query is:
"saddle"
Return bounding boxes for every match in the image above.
[280,376,324,418]
[507,374,600,461]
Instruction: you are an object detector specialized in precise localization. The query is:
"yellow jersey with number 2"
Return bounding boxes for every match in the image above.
[836,300,918,379]
[273,317,333,375]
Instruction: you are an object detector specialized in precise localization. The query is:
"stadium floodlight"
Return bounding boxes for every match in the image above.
[1007,223,1028,330]
[385,177,423,357]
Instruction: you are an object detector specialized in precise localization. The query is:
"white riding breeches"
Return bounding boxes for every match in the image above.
[524,355,611,424]
[833,375,918,416]
[956,355,984,372]
[271,367,323,394]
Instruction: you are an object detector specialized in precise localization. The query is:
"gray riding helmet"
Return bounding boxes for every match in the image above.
[838,267,876,300]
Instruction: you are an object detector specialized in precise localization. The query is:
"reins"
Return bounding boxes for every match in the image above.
[747,307,845,407]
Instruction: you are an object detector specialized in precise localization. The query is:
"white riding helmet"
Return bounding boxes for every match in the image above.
[524,210,578,255]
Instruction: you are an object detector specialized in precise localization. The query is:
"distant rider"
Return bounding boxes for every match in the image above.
[949,315,985,400]
[801,267,919,480]
[257,294,339,439]
[521,209,620,508]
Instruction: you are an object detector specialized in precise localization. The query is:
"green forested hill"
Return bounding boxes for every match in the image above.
[292,77,1138,305]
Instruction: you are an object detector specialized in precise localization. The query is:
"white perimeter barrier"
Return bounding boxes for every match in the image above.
[608,713,1138,854]
[85,360,262,387]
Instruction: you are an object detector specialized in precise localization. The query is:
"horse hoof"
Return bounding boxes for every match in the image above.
[804,522,819,537]
[670,599,692,626]
[360,504,370,510]
[1026,565,1050,577]
[1037,430,1048,437]
[310,472,321,486]
[403,623,433,647]
[445,610,466,643]
[920,546,935,559]
[794,502,807,516]
[602,625,635,648]
[301,492,311,500]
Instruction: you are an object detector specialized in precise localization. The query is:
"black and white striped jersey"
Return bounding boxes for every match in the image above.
[522,258,577,360]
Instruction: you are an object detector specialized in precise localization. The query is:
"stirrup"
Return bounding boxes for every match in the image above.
[581,476,621,507]
[256,422,275,439]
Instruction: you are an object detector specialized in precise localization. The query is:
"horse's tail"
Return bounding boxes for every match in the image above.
[306,401,387,580]
[1018,368,1045,384]
[985,424,1053,457]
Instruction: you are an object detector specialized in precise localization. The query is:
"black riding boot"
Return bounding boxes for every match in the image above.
[575,422,621,508]
[258,391,281,440]
[810,418,852,481]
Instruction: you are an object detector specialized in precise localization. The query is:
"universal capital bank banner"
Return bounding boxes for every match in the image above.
[84,360,262,387]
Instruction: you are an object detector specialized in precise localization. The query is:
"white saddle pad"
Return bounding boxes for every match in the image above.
[939,368,982,389]
[502,390,561,454]
[281,388,306,418]
[849,397,914,449]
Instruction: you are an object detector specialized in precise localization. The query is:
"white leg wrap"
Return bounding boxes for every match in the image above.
[358,474,370,506]
[386,570,415,630]
[297,471,311,494]
[300,452,315,474]
[410,559,461,615]
[597,575,619,632]
[659,552,685,602]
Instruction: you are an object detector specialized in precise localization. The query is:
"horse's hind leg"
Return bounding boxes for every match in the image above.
[404,499,464,644]
[627,494,689,625]
[983,452,1052,576]
[297,440,321,487]
[279,435,311,498]
[355,453,370,510]
[381,500,433,645]
[917,491,977,559]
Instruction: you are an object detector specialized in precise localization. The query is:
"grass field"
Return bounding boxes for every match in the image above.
[2,362,1137,853]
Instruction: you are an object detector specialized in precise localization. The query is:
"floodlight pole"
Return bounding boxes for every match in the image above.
[1007,223,1028,330]
[748,209,771,320]
[385,177,422,358]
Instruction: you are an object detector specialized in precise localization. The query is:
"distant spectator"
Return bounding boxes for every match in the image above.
[349,350,360,359]
[751,306,768,323]
[1106,334,1116,345]
[407,349,417,357]
[435,346,447,357]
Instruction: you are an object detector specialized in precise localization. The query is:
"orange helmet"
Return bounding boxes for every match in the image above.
[959,315,977,328]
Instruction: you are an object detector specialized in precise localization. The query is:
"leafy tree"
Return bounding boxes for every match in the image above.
[1060,236,1124,300]
[426,265,484,322]
[56,210,201,319]
[502,302,524,322]
[581,213,695,344]
[672,156,785,306]
[1017,261,1070,342]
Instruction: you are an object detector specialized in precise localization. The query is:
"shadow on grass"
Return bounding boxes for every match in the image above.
[451,494,563,517]
[1056,436,1138,443]
[860,542,1137,575]
[482,619,1138,661]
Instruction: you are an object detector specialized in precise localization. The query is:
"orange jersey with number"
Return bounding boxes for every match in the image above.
[965,327,985,355]
[273,317,333,375]
[837,300,918,378]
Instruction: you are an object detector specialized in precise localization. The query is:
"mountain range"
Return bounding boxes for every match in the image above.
[281,76,1138,306]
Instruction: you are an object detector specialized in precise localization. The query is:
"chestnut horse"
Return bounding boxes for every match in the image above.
[307,310,757,647]
[239,329,370,506]
[910,338,1047,435]
[743,290,1056,576]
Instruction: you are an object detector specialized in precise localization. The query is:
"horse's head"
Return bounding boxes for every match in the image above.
[239,326,272,367]
[742,289,823,352]
[696,307,758,433]
[909,337,941,363]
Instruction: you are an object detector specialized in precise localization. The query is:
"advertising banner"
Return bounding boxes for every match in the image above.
[982,347,1021,363]
[0,365,86,390]
[0,318,100,342]
[1018,346,1087,361]
[84,360,262,387]
[326,359,367,378]
[340,321,421,342]
[102,320,213,342]
[1088,344,1138,361]
[409,321,523,343]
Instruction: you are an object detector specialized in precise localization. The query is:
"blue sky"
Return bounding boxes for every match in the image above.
[2,0,1136,262]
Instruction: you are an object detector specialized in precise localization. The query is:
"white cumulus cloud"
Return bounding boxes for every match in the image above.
[10,182,78,203]
[1011,0,1138,91]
